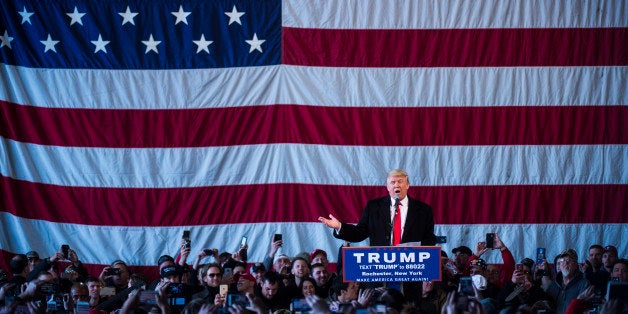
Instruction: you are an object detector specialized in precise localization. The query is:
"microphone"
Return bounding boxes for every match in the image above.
[394,196,401,212]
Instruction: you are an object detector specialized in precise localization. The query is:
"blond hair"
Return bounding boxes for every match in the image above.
[387,169,409,183]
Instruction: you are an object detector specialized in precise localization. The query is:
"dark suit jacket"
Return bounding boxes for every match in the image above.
[334,195,436,246]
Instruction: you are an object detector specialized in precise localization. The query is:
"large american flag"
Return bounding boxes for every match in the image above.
[1,0,626,279]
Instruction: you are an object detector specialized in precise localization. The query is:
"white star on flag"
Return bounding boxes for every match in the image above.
[91,34,110,53]
[40,34,59,53]
[0,30,14,49]
[142,34,161,54]
[225,5,245,26]
[193,34,213,54]
[66,7,86,26]
[246,33,265,53]
[18,6,34,25]
[171,6,191,25]
[119,6,138,26]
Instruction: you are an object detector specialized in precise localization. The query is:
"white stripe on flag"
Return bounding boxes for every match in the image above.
[283,0,628,29]
[2,64,626,109]
[2,138,626,188]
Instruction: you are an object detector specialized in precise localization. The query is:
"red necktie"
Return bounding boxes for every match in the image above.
[393,200,401,246]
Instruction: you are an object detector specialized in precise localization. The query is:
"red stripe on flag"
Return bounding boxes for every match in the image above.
[283,27,628,67]
[2,176,626,226]
[2,101,625,147]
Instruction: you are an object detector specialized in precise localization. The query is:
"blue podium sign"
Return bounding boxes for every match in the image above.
[342,246,441,282]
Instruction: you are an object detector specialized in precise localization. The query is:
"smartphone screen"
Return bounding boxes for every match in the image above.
[459,277,474,296]
[241,236,247,246]
[182,230,191,248]
[219,284,228,296]
[536,247,546,264]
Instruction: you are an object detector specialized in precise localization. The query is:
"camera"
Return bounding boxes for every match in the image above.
[105,268,121,276]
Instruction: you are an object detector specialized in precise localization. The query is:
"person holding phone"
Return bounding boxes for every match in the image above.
[318,169,436,303]
[191,263,223,305]
[464,233,515,288]
[496,258,551,312]
[261,234,286,273]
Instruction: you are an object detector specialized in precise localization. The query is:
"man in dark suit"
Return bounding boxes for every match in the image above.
[318,169,436,246]
[318,168,436,302]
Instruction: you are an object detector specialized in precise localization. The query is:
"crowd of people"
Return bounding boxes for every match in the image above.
[0,233,625,314]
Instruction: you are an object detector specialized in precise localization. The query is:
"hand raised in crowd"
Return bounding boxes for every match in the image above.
[442,291,457,314]
[269,238,282,256]
[355,288,374,308]
[475,241,489,257]
[68,248,80,265]
[227,304,247,314]
[493,233,506,250]
[198,248,219,260]
[575,286,596,301]
[511,267,525,285]
[25,299,44,314]
[119,289,140,314]
[179,243,191,266]
[19,280,41,300]
[318,214,341,230]
[305,294,332,314]
[247,292,267,314]
[214,292,225,307]
[99,267,114,281]
[49,251,64,263]
[232,251,243,262]
[198,303,217,314]
[155,282,170,314]
[0,283,15,301]
[62,293,74,311]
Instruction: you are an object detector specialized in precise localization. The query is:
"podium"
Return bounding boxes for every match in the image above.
[341,245,442,290]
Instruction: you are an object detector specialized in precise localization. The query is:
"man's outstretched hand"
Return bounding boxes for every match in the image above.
[318,214,341,229]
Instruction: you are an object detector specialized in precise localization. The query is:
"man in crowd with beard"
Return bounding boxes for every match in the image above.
[541,249,589,314]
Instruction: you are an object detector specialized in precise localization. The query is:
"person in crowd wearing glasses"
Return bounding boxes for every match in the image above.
[541,249,589,314]
[191,263,222,304]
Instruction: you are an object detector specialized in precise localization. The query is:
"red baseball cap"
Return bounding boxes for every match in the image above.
[233,273,256,283]
[310,249,327,262]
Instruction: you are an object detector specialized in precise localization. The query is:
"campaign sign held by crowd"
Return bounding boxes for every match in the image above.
[342,246,441,282]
